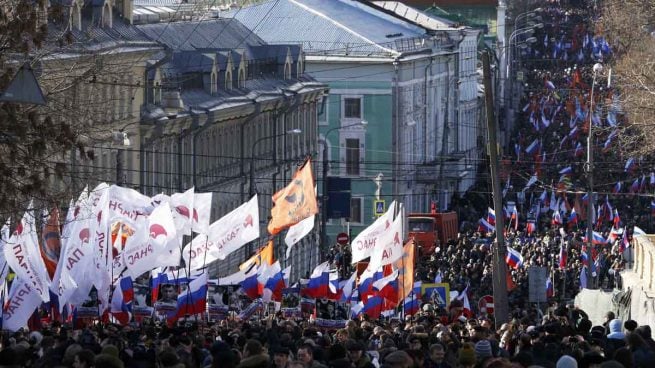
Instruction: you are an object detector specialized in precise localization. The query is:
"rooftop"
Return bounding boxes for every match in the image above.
[225,0,434,58]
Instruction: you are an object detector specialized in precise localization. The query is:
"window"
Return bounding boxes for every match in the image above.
[345,138,360,175]
[238,68,245,88]
[344,97,361,119]
[350,197,362,224]
[225,70,232,90]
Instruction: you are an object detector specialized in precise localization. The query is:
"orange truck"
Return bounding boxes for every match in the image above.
[407,209,458,256]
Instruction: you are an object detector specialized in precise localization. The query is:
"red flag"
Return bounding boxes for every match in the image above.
[506,269,516,292]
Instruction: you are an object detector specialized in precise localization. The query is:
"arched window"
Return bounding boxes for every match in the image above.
[210,71,217,95]
[71,2,82,31]
[225,70,232,90]
[297,55,304,77]
[284,61,291,80]
[238,68,245,88]
[102,2,113,28]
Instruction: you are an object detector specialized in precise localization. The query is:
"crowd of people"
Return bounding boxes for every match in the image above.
[3,0,655,368]
[2,305,655,367]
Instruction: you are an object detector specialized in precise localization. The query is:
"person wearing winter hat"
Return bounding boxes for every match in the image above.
[458,343,476,368]
[605,318,626,358]
[556,355,578,368]
[474,339,493,360]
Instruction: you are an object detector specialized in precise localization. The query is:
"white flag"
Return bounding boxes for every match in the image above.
[106,185,152,227]
[351,201,396,264]
[367,209,404,271]
[183,195,260,270]
[192,192,213,235]
[91,189,111,313]
[4,206,51,302]
[123,202,179,278]
[55,187,96,309]
[170,187,195,236]
[2,277,42,331]
[284,214,315,259]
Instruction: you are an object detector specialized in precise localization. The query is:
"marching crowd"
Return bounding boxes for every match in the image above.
[3,0,655,368]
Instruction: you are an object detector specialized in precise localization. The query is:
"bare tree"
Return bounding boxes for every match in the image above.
[0,1,153,217]
[599,0,655,155]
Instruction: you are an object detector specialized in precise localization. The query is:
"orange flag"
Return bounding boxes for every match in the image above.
[393,239,415,301]
[268,159,318,235]
[40,207,61,279]
[239,240,274,270]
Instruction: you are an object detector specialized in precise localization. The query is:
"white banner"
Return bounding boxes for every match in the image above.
[367,209,404,271]
[183,195,260,270]
[2,277,42,331]
[351,201,396,264]
[54,188,96,310]
[192,192,212,235]
[123,202,179,278]
[170,187,194,236]
[4,207,51,302]
[284,214,315,259]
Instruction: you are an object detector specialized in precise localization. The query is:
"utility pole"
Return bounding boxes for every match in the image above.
[482,50,509,326]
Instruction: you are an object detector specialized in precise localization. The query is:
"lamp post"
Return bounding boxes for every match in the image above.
[586,62,603,289]
[249,128,302,197]
[320,121,367,262]
[513,8,543,31]
[505,25,540,145]
[111,123,137,186]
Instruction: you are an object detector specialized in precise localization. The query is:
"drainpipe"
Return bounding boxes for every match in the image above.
[240,104,262,202]
[392,60,400,200]
[438,56,451,210]
[423,57,433,162]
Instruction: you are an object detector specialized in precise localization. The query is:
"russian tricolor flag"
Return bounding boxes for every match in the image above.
[487,208,496,227]
[174,273,207,319]
[568,208,578,226]
[551,211,562,226]
[241,265,262,300]
[373,269,399,304]
[258,261,286,302]
[339,271,357,302]
[403,294,420,316]
[612,182,622,194]
[505,246,523,269]
[591,231,608,245]
[357,267,384,302]
[526,220,536,235]
[361,295,384,319]
[478,218,495,233]
[613,209,622,228]
[110,276,134,325]
[302,262,331,299]
[625,157,636,173]
[546,277,554,298]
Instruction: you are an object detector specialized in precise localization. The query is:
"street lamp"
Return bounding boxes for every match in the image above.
[513,8,543,31]
[319,121,367,261]
[111,122,138,186]
[505,25,540,141]
[249,128,302,197]
[586,62,603,288]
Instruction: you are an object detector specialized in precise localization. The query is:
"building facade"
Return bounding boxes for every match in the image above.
[229,0,483,247]
[135,20,328,280]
